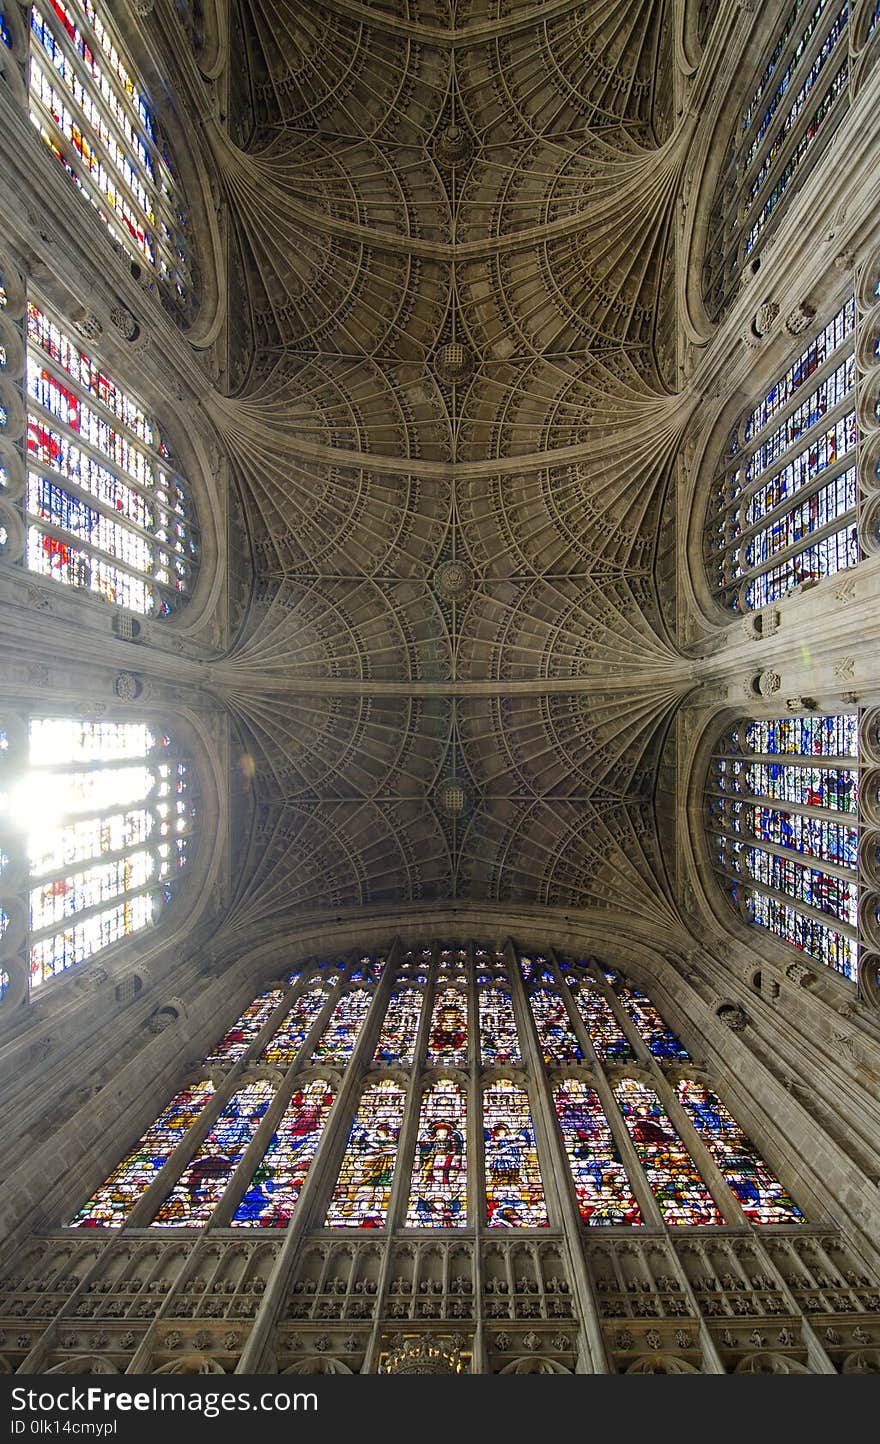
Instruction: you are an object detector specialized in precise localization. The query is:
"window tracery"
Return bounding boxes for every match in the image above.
[0,714,193,993]
[27,0,194,315]
[704,295,859,611]
[63,947,805,1237]
[21,294,199,615]
[706,712,860,980]
[703,0,850,319]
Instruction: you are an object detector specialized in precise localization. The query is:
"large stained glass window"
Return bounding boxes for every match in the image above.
[69,1081,213,1226]
[232,1080,336,1227]
[528,988,584,1065]
[479,986,520,1065]
[25,298,199,615]
[554,1080,641,1226]
[28,1,193,308]
[703,3,850,319]
[373,987,423,1066]
[614,1079,722,1225]
[66,948,809,1235]
[483,1080,548,1228]
[707,713,859,980]
[705,296,858,611]
[203,990,286,1066]
[405,1079,467,1227]
[676,1080,804,1225]
[261,987,328,1065]
[307,988,371,1067]
[0,717,193,987]
[153,1081,274,1225]
[426,987,468,1066]
[325,1079,407,1228]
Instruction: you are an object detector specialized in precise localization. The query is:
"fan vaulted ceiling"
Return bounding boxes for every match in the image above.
[211,0,695,930]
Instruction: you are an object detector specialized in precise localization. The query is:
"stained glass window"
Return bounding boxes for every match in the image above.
[69,1081,214,1226]
[232,1080,336,1227]
[614,1079,722,1225]
[203,990,286,1066]
[373,987,422,1066]
[153,1081,274,1225]
[528,988,584,1065]
[568,980,634,1062]
[426,987,468,1066]
[479,986,520,1065]
[613,986,690,1061]
[24,298,199,615]
[261,987,327,1065]
[703,2,850,319]
[676,1080,804,1224]
[28,1,193,307]
[483,1080,548,1228]
[325,1079,407,1228]
[706,297,858,611]
[67,948,810,1235]
[708,713,859,980]
[348,954,385,984]
[0,718,193,986]
[405,1079,467,1227]
[307,988,371,1067]
[554,1080,642,1225]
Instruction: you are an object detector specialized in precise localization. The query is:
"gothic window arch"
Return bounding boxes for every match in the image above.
[703,291,859,612]
[0,710,195,1002]
[63,945,807,1242]
[20,290,200,615]
[702,0,851,320]
[705,711,860,981]
[27,0,195,317]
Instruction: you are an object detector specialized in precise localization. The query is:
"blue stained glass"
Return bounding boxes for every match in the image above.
[676,1080,804,1224]
[614,987,690,1061]
[479,986,520,1065]
[554,1080,641,1225]
[528,989,583,1065]
[232,1080,335,1227]
[153,1081,274,1225]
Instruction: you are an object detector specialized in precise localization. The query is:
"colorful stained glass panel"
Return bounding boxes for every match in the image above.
[483,1080,548,1228]
[554,1080,641,1225]
[232,1080,336,1227]
[479,987,520,1065]
[405,1080,467,1227]
[676,1080,803,1225]
[152,1081,274,1225]
[325,1079,407,1228]
[614,1080,722,1225]
[69,1082,213,1226]
[426,987,467,1066]
[373,988,422,1066]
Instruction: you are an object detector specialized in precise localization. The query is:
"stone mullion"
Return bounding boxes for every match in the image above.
[549,968,728,1370]
[548,950,666,1230]
[14,1231,155,1374]
[122,975,335,1231]
[503,939,610,1374]
[742,1233,837,1373]
[585,966,749,1225]
[711,857,860,944]
[122,1068,249,1229]
[712,820,858,886]
[739,13,849,232]
[215,962,398,1258]
[234,940,401,1373]
[362,940,437,1374]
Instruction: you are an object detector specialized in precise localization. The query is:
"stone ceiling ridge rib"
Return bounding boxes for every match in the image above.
[221,0,682,921]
